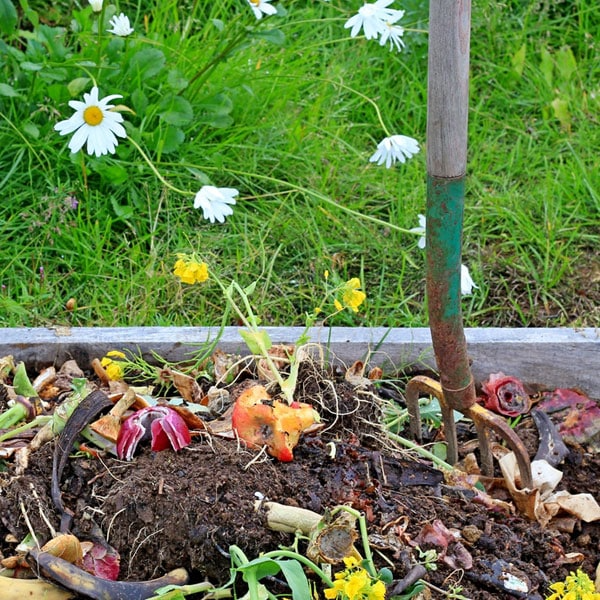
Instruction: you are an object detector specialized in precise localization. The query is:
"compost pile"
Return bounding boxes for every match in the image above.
[0,351,599,600]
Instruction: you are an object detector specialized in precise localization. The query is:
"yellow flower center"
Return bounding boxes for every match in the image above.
[83,106,104,126]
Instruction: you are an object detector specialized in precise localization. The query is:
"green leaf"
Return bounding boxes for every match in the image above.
[0,0,17,35]
[158,95,194,126]
[0,83,20,97]
[155,125,185,154]
[511,43,526,78]
[249,28,286,46]
[243,281,257,296]
[131,88,148,115]
[197,92,233,114]
[37,24,67,60]
[539,47,553,87]
[67,77,91,97]
[23,122,40,139]
[126,48,166,82]
[110,197,135,219]
[419,397,462,427]
[20,61,43,71]
[13,362,37,397]
[167,69,189,93]
[92,161,130,186]
[195,93,234,127]
[238,556,281,581]
[555,45,577,82]
[239,329,272,355]
[551,97,571,131]
[277,560,312,600]
[195,113,233,128]
[378,567,394,584]
[237,557,310,600]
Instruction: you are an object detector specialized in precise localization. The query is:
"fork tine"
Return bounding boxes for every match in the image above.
[405,375,533,489]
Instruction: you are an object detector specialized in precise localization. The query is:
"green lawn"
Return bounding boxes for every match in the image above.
[0,0,598,329]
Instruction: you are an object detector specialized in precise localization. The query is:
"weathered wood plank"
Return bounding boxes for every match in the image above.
[0,327,598,397]
[427,0,471,177]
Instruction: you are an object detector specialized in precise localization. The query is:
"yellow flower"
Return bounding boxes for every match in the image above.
[370,580,386,600]
[345,569,370,597]
[334,299,343,312]
[100,350,126,380]
[341,278,366,313]
[324,557,386,600]
[546,570,600,600]
[174,254,209,285]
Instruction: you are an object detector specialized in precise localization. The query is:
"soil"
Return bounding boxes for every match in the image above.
[0,361,599,600]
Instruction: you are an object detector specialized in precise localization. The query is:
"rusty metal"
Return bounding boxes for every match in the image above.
[406,375,533,489]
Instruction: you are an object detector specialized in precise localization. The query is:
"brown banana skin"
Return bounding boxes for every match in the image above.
[0,575,77,600]
[28,548,189,600]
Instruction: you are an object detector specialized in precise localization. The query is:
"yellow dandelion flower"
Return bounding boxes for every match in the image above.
[370,580,386,600]
[341,278,366,313]
[546,570,600,600]
[174,254,209,285]
[100,350,126,380]
[345,569,370,597]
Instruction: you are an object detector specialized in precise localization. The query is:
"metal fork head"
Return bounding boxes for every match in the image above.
[406,375,532,489]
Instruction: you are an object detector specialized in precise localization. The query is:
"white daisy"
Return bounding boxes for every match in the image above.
[88,0,103,12]
[344,0,403,40]
[410,214,426,249]
[379,20,405,52]
[107,13,134,36]
[194,186,239,224]
[461,264,479,296]
[247,0,277,20]
[54,86,127,157]
[369,134,420,168]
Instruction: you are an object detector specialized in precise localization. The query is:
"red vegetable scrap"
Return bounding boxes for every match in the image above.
[479,372,531,417]
[81,540,120,581]
[116,406,192,460]
[231,383,319,462]
[536,388,600,447]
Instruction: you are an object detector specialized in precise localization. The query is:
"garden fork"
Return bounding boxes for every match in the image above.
[413,0,532,490]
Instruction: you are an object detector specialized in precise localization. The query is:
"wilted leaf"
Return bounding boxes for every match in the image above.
[539,47,553,87]
[239,329,272,355]
[551,97,571,132]
[555,45,577,82]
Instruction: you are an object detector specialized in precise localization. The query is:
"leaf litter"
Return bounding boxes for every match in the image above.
[0,350,598,599]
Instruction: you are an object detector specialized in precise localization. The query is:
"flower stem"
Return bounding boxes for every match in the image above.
[386,430,454,471]
[128,137,192,196]
[260,549,334,587]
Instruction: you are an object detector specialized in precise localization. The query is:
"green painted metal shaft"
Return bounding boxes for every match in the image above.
[426,0,476,411]
[426,175,475,410]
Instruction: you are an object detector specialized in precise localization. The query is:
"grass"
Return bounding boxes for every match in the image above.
[0,0,598,329]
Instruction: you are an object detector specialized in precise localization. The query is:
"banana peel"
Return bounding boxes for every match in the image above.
[0,575,77,600]
[26,547,189,600]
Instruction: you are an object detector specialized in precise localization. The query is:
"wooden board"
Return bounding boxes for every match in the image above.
[1,326,598,397]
